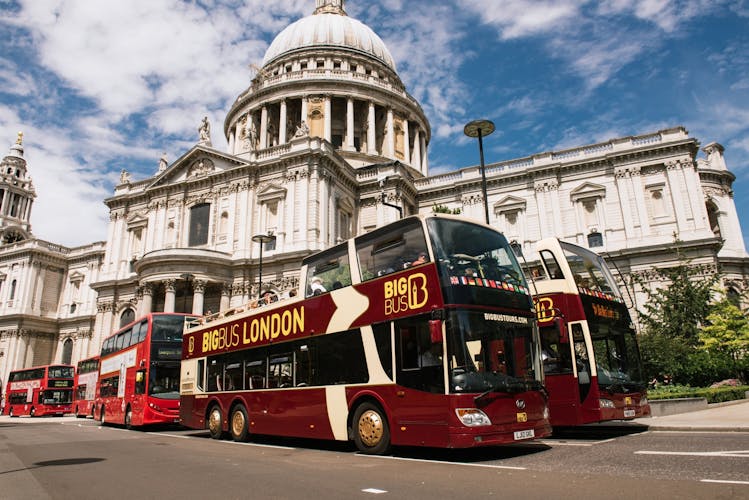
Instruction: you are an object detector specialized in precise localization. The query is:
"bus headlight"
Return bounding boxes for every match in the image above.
[456,408,491,427]
[149,402,163,411]
[543,405,550,420]
[640,397,648,406]
[599,398,615,409]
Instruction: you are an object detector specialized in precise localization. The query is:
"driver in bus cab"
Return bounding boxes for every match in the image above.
[420,343,442,367]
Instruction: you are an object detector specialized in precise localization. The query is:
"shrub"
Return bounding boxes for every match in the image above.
[648,385,749,403]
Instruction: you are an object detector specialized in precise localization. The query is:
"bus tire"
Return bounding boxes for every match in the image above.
[99,407,106,425]
[8,407,14,417]
[30,407,35,417]
[352,402,391,455]
[229,404,250,442]
[207,405,224,440]
[125,407,133,430]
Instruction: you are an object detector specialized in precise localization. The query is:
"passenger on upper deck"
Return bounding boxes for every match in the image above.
[310,277,327,295]
[411,252,428,267]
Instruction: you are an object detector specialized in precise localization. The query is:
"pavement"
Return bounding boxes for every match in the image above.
[631,399,749,432]
[0,400,747,432]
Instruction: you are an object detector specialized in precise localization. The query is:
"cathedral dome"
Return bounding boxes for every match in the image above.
[262,3,396,71]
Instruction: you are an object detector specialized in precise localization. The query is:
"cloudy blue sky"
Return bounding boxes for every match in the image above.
[0,0,747,248]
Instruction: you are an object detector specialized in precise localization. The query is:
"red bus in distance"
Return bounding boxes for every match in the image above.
[73,355,100,418]
[95,313,196,428]
[531,238,650,426]
[4,364,74,417]
[180,214,551,454]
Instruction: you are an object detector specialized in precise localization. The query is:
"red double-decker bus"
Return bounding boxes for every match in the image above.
[180,214,551,454]
[73,355,100,418]
[4,364,74,417]
[532,238,650,426]
[96,313,195,428]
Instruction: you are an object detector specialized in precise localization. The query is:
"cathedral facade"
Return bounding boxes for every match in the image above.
[0,0,747,384]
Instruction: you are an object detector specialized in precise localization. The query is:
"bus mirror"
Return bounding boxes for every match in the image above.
[429,320,443,344]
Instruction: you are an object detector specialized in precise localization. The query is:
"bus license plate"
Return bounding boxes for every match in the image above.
[623,408,636,418]
[514,429,535,440]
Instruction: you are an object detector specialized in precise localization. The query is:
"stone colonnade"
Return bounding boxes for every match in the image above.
[228,95,427,173]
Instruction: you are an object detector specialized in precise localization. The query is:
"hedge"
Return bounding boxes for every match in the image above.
[648,385,749,404]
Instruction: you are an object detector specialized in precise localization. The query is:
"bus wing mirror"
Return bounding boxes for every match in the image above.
[429,320,443,344]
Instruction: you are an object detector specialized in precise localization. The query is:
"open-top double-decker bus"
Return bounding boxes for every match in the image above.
[96,313,195,428]
[532,238,650,426]
[73,355,100,418]
[180,214,551,454]
[4,364,74,417]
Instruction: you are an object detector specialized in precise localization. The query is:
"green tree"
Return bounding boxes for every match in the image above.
[634,242,718,383]
[700,293,749,379]
[431,204,461,214]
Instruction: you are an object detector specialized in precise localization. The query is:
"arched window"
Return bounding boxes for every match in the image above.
[61,338,73,365]
[727,287,740,307]
[120,308,135,327]
[189,203,210,246]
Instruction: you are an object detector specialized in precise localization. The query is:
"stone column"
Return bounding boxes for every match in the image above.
[301,97,308,126]
[386,108,394,157]
[419,133,427,175]
[164,279,176,313]
[260,106,268,149]
[346,98,355,150]
[324,96,332,142]
[367,102,376,154]
[220,283,231,312]
[412,129,422,172]
[279,99,287,144]
[403,119,410,165]
[192,280,206,315]
[139,283,153,316]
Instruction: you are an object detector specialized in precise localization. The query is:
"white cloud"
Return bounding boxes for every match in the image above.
[457,0,580,39]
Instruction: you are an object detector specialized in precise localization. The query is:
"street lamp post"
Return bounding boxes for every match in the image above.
[464,119,495,224]
[252,232,276,300]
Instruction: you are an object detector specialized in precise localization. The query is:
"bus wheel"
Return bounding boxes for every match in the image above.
[99,407,106,425]
[30,407,35,417]
[230,404,250,442]
[207,405,224,440]
[8,407,14,417]
[125,407,133,430]
[352,402,391,455]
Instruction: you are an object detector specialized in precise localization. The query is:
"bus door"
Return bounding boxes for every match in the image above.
[539,320,576,424]
[571,323,598,422]
[393,317,448,447]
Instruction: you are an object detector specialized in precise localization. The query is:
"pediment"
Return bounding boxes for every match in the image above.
[148,146,247,188]
[69,271,84,283]
[257,183,287,202]
[126,213,148,229]
[570,182,605,201]
[493,195,526,213]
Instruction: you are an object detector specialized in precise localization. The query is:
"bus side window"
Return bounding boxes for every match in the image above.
[197,360,205,391]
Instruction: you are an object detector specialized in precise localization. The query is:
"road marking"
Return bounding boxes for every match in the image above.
[636,450,749,458]
[538,440,593,447]
[146,432,192,439]
[362,488,388,494]
[701,479,749,485]
[356,454,526,470]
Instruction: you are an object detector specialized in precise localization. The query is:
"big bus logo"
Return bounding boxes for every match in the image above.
[384,273,429,315]
[534,297,555,323]
[188,336,195,355]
